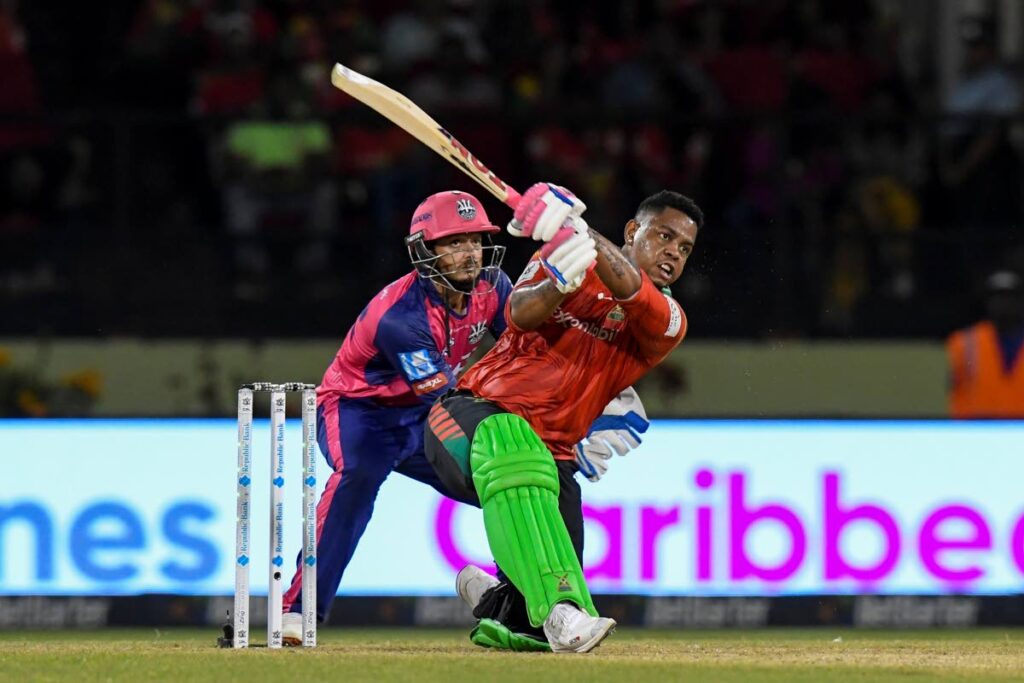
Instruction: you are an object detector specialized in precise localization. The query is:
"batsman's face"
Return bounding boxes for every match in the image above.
[433,233,484,284]
[625,207,698,288]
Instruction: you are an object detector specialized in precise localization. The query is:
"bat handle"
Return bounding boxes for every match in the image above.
[504,187,522,210]
[502,186,523,233]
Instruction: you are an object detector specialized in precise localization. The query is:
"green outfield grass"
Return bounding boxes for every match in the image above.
[1,628,1022,682]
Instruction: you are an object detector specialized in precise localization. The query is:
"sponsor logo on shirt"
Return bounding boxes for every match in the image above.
[663,294,682,337]
[552,308,619,342]
[398,349,439,381]
[412,372,447,395]
[468,321,488,344]
[604,305,626,331]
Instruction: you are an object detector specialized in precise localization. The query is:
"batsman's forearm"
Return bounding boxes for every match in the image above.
[509,279,567,330]
[591,230,642,299]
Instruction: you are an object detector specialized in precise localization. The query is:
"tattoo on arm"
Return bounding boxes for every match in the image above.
[596,239,626,278]
[590,228,641,298]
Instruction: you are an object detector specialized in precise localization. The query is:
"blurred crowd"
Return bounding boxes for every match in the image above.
[1,0,1023,338]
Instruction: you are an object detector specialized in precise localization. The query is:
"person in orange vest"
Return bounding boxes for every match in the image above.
[947,270,1024,417]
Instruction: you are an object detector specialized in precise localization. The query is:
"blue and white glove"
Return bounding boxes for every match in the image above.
[575,386,649,482]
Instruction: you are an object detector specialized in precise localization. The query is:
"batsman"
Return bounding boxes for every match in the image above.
[424,184,702,653]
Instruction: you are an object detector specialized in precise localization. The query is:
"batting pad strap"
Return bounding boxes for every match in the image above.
[470,414,596,627]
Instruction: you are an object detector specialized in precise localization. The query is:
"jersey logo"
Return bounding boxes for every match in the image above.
[398,349,439,381]
[468,321,488,344]
[456,199,477,220]
[552,308,619,342]
[663,294,682,337]
[604,305,626,331]
[412,372,447,395]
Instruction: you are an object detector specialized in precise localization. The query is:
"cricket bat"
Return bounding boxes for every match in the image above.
[330,63,522,209]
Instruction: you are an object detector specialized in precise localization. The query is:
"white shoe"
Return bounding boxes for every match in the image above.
[455,565,499,611]
[543,602,616,653]
[281,611,303,646]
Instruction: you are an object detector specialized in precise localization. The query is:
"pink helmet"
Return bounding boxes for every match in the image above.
[409,190,500,240]
[405,190,505,294]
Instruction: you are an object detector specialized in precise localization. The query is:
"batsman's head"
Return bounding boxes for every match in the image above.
[406,190,506,294]
[623,190,703,289]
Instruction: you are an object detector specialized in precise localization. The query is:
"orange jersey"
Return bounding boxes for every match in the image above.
[459,255,687,459]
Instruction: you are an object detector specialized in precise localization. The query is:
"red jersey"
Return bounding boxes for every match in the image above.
[459,255,687,460]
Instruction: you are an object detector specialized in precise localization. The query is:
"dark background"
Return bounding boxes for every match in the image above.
[2,0,1022,338]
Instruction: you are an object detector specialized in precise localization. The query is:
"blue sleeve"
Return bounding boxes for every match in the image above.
[374,306,456,404]
[489,269,514,338]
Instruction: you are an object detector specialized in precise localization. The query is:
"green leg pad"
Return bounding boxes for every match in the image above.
[471,413,596,627]
[470,619,551,652]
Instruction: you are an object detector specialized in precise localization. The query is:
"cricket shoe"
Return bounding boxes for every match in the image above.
[455,565,499,612]
[542,602,616,654]
[281,611,303,646]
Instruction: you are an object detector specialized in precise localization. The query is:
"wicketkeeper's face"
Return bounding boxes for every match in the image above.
[625,207,698,288]
[432,233,484,284]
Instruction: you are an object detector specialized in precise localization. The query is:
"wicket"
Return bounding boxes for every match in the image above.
[233,382,317,648]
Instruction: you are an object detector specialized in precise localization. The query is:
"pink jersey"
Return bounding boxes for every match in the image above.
[318,271,512,407]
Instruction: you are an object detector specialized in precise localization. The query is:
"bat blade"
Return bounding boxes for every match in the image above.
[331,63,521,208]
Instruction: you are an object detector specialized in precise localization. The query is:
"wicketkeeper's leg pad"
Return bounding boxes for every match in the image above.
[470,413,596,627]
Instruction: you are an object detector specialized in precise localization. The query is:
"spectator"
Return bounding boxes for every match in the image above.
[0,0,49,150]
[4,0,1022,339]
[0,154,60,320]
[600,42,662,113]
[192,21,267,116]
[123,0,197,108]
[316,3,382,112]
[406,32,500,111]
[939,16,1022,230]
[947,270,1024,418]
[703,8,789,113]
[381,0,444,72]
[181,0,278,65]
[822,175,921,334]
[219,73,335,298]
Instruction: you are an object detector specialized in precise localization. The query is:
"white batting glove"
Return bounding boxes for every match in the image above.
[539,216,596,293]
[575,440,612,481]
[508,182,586,241]
[575,386,650,482]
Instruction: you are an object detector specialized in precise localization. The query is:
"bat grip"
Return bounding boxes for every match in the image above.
[503,187,523,232]
[504,187,522,210]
